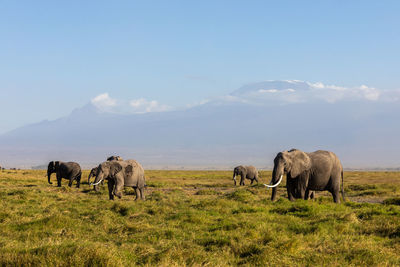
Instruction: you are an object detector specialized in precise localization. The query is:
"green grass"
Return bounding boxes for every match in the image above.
[0,169,400,266]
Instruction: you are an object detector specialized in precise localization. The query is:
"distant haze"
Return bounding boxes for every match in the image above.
[0,80,399,170]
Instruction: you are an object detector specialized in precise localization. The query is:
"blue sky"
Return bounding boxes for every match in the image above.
[1,0,399,133]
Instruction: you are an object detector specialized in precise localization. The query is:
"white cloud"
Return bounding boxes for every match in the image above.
[259,89,278,93]
[285,79,304,84]
[258,89,296,93]
[129,98,171,113]
[91,93,117,108]
[307,82,381,101]
[226,80,397,106]
[91,93,171,114]
[359,85,380,101]
[186,99,211,108]
[309,82,325,89]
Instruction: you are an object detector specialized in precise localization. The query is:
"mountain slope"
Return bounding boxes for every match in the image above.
[1,81,399,169]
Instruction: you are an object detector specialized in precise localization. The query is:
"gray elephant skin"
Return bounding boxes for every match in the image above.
[267,149,344,203]
[106,155,123,161]
[88,156,123,191]
[92,159,146,200]
[47,161,82,188]
[233,165,259,186]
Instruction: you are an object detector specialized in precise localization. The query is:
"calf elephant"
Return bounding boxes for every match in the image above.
[91,159,146,200]
[265,149,344,203]
[88,156,124,191]
[233,165,259,186]
[87,166,102,191]
[47,161,82,188]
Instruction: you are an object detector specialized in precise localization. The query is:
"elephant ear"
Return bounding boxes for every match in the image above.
[90,167,98,175]
[125,165,133,178]
[55,161,60,168]
[288,150,311,178]
[110,162,122,176]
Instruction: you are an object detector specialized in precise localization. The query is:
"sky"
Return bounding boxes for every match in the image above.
[0,0,399,133]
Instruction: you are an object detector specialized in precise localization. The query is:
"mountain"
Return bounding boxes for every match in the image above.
[0,80,399,169]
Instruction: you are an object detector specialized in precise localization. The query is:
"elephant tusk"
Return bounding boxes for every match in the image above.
[264,174,283,188]
[90,179,103,186]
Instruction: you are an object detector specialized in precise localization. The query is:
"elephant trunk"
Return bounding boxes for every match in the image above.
[47,171,53,184]
[265,167,283,201]
[91,172,104,186]
[88,171,93,184]
[233,170,237,186]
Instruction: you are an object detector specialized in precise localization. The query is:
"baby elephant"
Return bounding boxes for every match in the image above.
[233,165,259,186]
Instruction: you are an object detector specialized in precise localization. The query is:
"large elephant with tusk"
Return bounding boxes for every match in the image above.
[91,159,146,200]
[264,149,345,203]
[88,156,123,191]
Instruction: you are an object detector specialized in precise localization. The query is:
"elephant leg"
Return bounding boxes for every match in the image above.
[286,179,295,201]
[76,174,81,188]
[68,178,73,187]
[140,188,145,200]
[330,179,341,203]
[240,175,245,186]
[310,191,315,199]
[332,190,341,204]
[233,175,237,186]
[107,180,115,200]
[134,187,141,201]
[305,189,311,200]
[299,188,306,199]
[56,174,62,187]
[250,179,254,185]
[113,181,123,199]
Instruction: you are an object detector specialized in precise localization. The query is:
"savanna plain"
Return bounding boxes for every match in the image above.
[0,169,399,266]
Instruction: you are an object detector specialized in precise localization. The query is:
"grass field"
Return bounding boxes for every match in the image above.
[0,169,400,266]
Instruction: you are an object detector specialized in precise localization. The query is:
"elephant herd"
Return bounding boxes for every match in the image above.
[47,156,146,200]
[46,149,345,203]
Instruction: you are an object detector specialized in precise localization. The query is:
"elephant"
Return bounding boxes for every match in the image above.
[87,166,102,191]
[88,156,124,191]
[233,165,259,186]
[90,159,146,200]
[264,149,344,203]
[47,161,82,188]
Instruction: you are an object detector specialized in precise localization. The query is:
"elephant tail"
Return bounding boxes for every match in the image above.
[143,174,147,187]
[341,169,346,201]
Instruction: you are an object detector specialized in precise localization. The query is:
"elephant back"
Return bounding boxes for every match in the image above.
[123,159,145,188]
[246,165,257,172]
[243,165,257,179]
